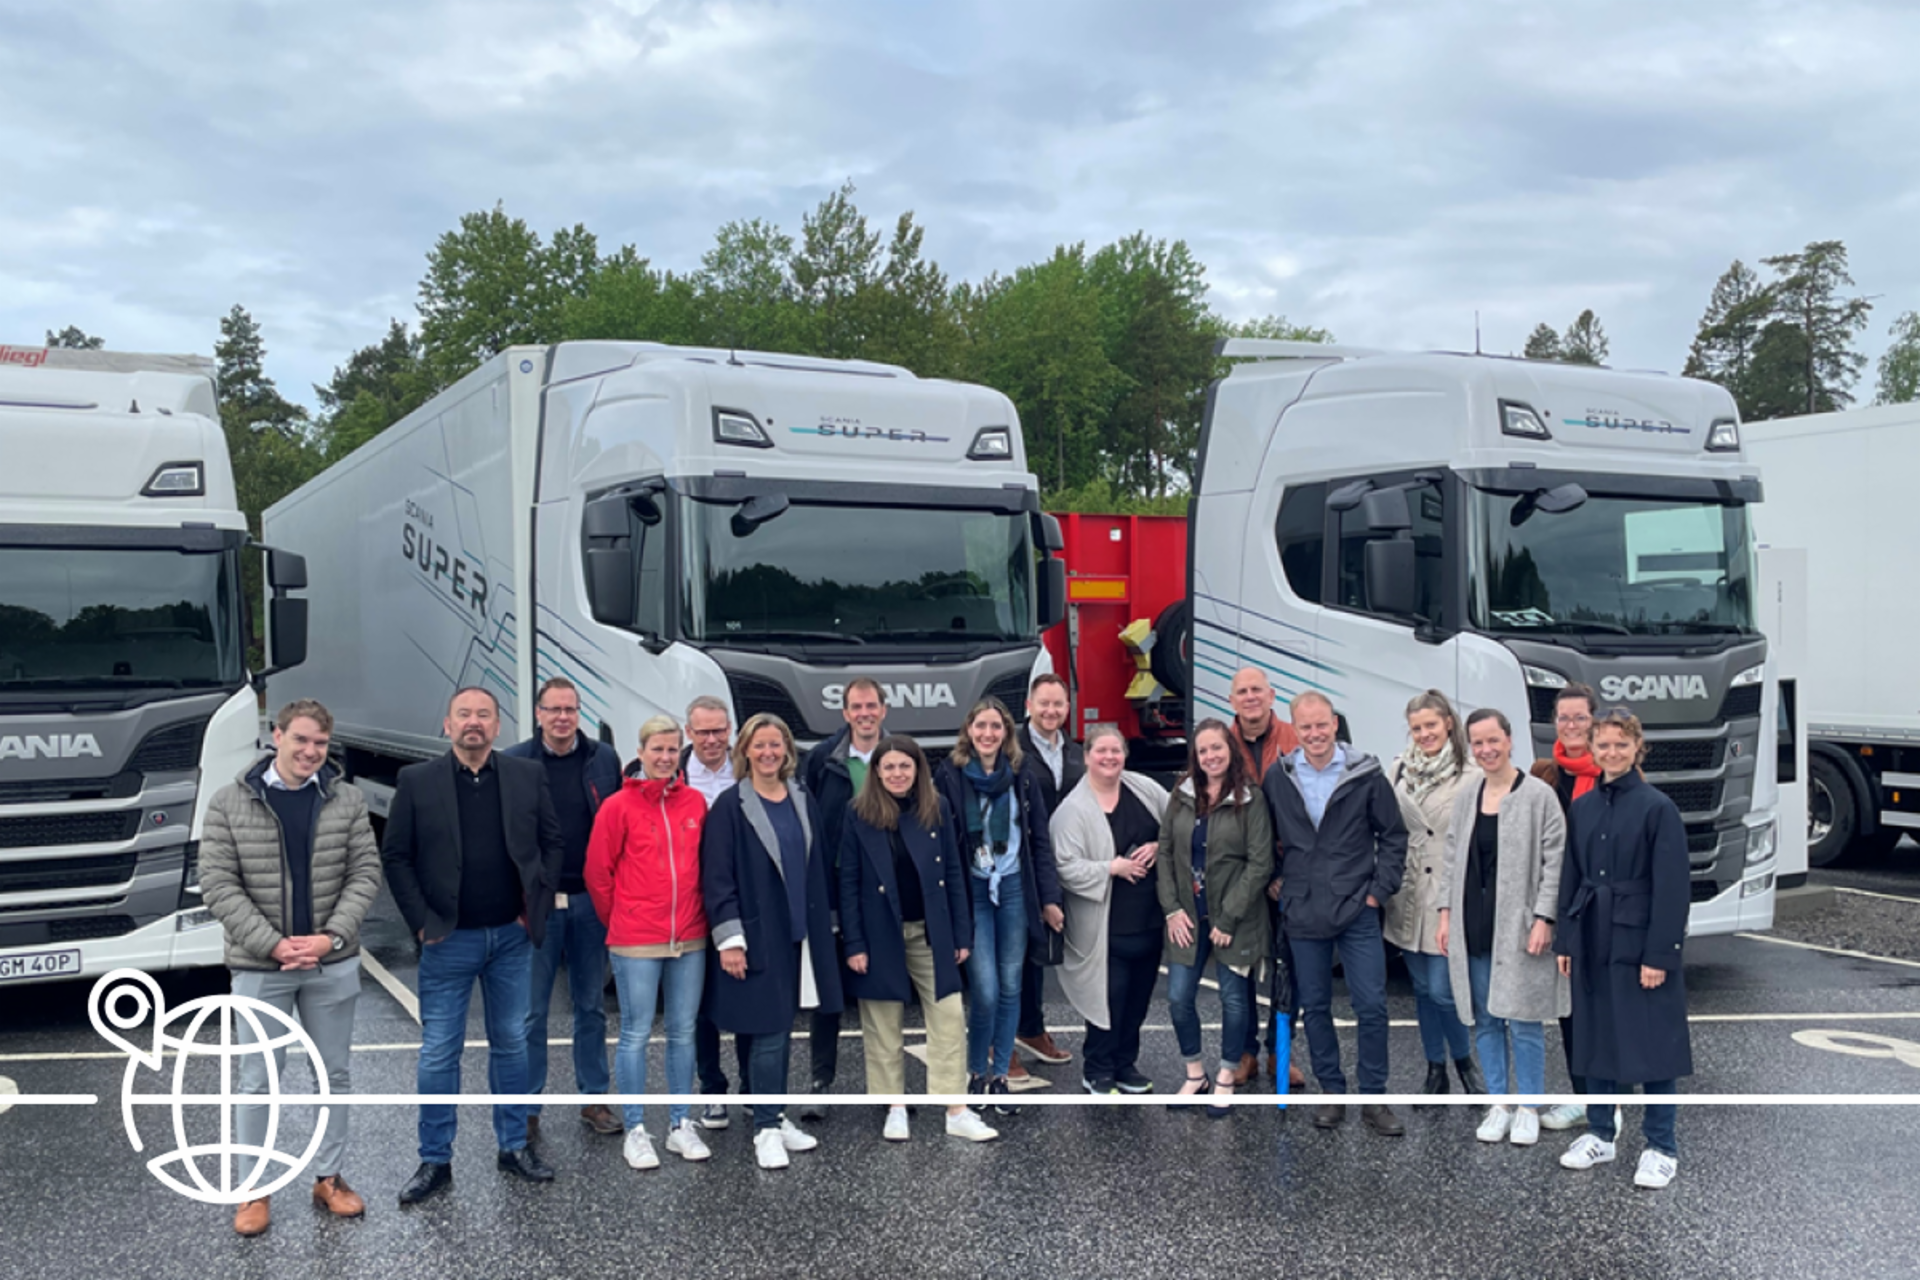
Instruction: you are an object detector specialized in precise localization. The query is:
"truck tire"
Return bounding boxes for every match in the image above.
[1149,599,1192,699]
[1807,753,1860,868]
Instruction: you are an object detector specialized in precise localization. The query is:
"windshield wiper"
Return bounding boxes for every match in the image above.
[1651,620,1750,634]
[717,630,866,646]
[0,675,187,689]
[1496,619,1635,637]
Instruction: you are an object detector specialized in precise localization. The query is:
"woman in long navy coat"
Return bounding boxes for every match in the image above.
[1554,709,1691,1190]
[702,713,843,1170]
[839,735,997,1143]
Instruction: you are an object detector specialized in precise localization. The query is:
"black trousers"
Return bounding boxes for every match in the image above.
[695,1010,751,1094]
[1082,930,1162,1083]
[807,1008,842,1085]
[1560,1013,1586,1093]
[1018,953,1047,1040]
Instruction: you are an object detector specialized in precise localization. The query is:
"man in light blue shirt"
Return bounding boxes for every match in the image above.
[1294,742,1348,828]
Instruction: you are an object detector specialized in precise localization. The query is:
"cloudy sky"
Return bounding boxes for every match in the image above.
[4,0,1916,406]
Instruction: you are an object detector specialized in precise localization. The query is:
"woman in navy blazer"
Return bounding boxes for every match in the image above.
[840,735,997,1143]
[700,713,843,1170]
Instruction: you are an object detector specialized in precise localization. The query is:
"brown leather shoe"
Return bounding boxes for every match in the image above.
[1015,1033,1072,1065]
[1231,1053,1256,1086]
[233,1198,270,1236]
[312,1175,366,1218]
[581,1102,623,1135]
[1289,1062,1307,1089]
[1007,1051,1030,1082]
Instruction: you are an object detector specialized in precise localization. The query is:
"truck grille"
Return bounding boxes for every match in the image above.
[128,719,209,774]
[0,852,139,894]
[0,779,114,804]
[1528,687,1559,725]
[47,914,138,942]
[1689,879,1722,903]
[0,811,142,848]
[985,673,1029,721]
[724,673,810,732]
[1720,685,1762,720]
[1652,780,1721,815]
[1644,740,1722,773]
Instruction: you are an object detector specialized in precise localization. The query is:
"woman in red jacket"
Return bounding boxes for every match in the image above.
[586,714,710,1171]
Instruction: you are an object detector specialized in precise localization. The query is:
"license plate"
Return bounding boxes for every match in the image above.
[0,948,82,982]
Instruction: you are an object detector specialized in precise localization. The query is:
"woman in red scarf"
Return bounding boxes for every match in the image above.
[1528,682,1598,1130]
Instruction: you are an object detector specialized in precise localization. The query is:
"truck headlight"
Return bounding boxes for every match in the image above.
[1746,820,1776,865]
[1523,664,1567,689]
[1730,664,1765,688]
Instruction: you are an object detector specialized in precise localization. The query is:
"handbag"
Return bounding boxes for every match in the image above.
[1031,922,1065,967]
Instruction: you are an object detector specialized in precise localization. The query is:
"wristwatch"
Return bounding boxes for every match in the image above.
[328,932,344,953]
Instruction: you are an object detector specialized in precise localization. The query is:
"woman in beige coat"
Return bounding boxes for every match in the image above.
[1383,690,1484,1099]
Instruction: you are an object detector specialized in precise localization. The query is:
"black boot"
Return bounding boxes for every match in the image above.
[1454,1055,1487,1097]
[1421,1061,1450,1099]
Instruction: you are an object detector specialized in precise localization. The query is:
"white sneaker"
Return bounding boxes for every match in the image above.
[1508,1107,1540,1146]
[778,1117,818,1152]
[1539,1103,1587,1131]
[1476,1105,1513,1143]
[945,1109,1000,1143]
[1634,1149,1677,1189]
[753,1128,789,1169]
[623,1127,659,1170]
[665,1120,712,1162]
[698,1103,730,1131]
[1560,1134,1617,1170]
[883,1107,911,1142]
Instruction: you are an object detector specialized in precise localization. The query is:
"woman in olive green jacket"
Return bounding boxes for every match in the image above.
[1157,719,1273,1113]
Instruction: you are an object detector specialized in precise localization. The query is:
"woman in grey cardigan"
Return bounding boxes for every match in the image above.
[1436,708,1569,1149]
[1049,724,1171,1094]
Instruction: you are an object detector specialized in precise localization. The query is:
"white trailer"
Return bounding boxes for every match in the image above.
[263,342,1064,793]
[1189,342,1781,935]
[0,344,306,984]
[1745,403,1918,867]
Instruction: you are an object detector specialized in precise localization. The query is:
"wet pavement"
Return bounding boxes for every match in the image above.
[3,873,1918,1280]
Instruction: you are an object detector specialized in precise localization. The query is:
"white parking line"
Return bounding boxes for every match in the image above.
[358,950,420,1024]
[1833,886,1920,907]
[1735,931,1920,970]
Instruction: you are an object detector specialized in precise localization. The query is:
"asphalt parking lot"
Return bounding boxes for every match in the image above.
[4,864,1919,1280]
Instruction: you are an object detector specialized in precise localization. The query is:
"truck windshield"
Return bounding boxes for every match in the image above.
[679,499,1034,649]
[0,546,244,689]
[1469,489,1758,638]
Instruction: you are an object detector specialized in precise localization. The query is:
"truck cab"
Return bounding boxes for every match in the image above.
[0,346,303,983]
[1191,342,1778,935]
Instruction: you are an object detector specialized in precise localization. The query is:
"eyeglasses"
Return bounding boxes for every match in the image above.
[690,728,730,739]
[538,704,580,716]
[1554,714,1593,727]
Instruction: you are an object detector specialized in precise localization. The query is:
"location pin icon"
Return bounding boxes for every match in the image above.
[88,968,167,1071]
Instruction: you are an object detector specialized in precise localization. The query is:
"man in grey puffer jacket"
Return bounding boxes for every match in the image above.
[200,698,383,1237]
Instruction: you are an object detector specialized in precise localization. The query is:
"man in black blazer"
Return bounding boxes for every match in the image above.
[384,686,565,1205]
[1012,673,1084,1076]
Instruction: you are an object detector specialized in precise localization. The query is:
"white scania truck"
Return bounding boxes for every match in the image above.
[0,345,307,984]
[263,342,1064,798]
[1188,342,1780,934]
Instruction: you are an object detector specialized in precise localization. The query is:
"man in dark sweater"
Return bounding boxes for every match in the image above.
[385,687,565,1205]
[1011,672,1083,1077]
[504,677,624,1140]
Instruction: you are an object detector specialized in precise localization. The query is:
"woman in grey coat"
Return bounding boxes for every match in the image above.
[1437,708,1569,1149]
[1382,689,1483,1099]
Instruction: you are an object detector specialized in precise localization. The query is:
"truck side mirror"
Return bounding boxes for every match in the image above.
[267,549,307,591]
[1362,487,1412,533]
[730,492,789,537]
[1364,537,1417,617]
[1038,556,1067,630]
[268,597,309,671]
[582,492,637,626]
[1037,512,1065,552]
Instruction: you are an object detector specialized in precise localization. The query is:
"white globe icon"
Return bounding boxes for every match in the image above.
[90,969,331,1207]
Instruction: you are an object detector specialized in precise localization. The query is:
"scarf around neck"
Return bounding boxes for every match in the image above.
[1554,741,1603,799]
[1398,739,1459,803]
[961,757,1015,845]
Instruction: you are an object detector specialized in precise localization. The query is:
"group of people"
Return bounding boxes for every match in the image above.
[195,665,1695,1237]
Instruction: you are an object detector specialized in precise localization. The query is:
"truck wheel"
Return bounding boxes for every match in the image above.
[1807,754,1859,868]
[1148,600,1192,699]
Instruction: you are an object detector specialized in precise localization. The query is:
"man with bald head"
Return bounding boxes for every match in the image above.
[1227,665,1302,1087]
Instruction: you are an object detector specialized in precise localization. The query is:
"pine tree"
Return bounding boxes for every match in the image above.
[1755,240,1871,416]
[1522,324,1563,361]
[1561,310,1609,365]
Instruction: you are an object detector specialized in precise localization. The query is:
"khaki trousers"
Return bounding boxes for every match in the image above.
[859,920,967,1096]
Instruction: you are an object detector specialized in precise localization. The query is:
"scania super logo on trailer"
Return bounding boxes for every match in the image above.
[1188,342,1780,937]
[0,346,308,986]
[263,342,1064,798]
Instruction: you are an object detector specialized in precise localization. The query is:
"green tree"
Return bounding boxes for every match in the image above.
[1756,239,1871,415]
[1682,260,1771,412]
[1224,314,1335,344]
[46,325,105,349]
[1875,310,1920,405]
[1088,233,1215,496]
[789,180,881,359]
[1522,323,1563,361]
[1741,321,1817,422]
[856,211,962,377]
[1561,309,1609,365]
[690,217,808,352]
[311,319,431,461]
[416,203,599,386]
[559,248,700,346]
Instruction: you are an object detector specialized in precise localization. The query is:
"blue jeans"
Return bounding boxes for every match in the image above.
[525,892,611,1114]
[966,875,1026,1078]
[1406,950,1472,1064]
[1166,929,1253,1067]
[1289,907,1390,1094]
[1587,1078,1678,1156]
[609,950,705,1129]
[1466,952,1545,1097]
[746,1028,792,1133]
[417,923,533,1161]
